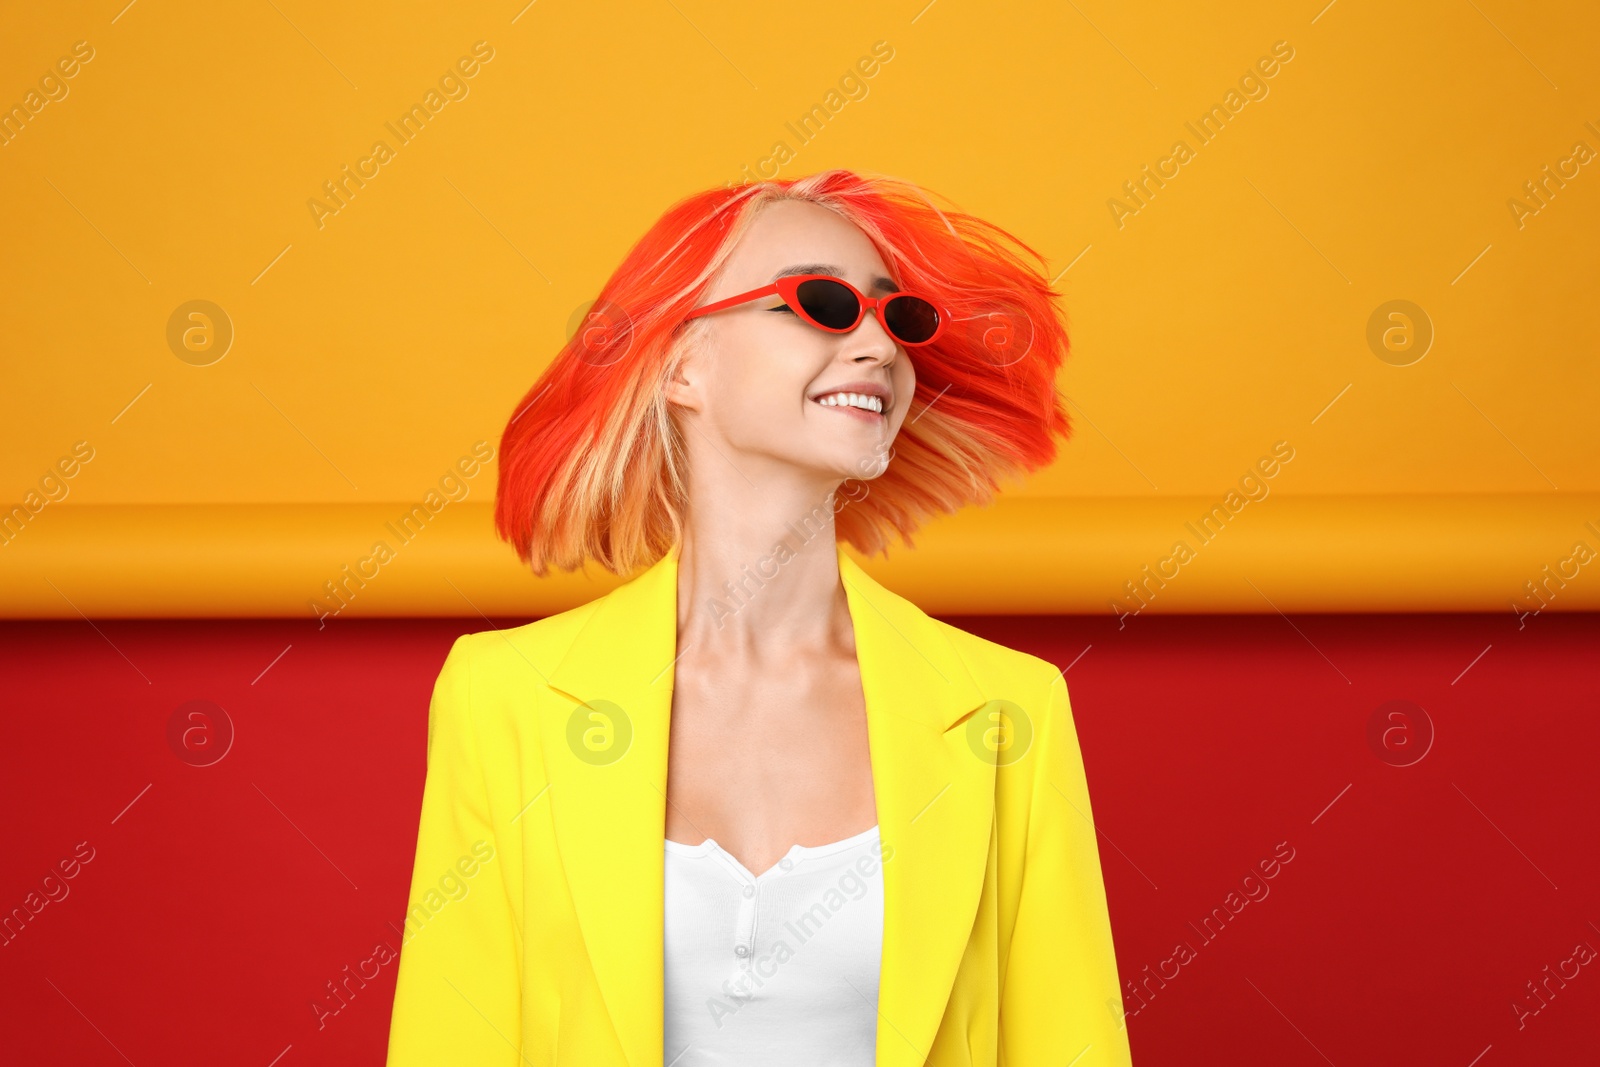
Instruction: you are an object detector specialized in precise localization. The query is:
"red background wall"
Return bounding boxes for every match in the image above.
[2,609,1594,1065]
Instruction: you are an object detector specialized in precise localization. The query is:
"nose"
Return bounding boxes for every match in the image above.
[842,304,899,365]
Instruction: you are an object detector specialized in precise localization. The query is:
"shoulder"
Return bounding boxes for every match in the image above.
[926,615,1062,696]
[436,594,606,695]
[854,558,1061,695]
[424,595,609,767]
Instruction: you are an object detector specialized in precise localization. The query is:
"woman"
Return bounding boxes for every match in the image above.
[385,169,1132,1066]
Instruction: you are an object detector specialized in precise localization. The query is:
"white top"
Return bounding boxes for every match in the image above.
[663,824,885,1066]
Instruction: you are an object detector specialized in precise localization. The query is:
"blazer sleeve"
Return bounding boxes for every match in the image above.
[998,665,1133,1065]
[385,634,524,1065]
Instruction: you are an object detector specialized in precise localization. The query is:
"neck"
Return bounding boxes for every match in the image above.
[675,474,852,654]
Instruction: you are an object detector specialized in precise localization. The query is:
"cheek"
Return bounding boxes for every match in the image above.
[718,324,816,414]
[710,358,801,428]
[893,361,917,418]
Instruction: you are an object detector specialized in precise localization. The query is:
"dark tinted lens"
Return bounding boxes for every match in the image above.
[882,294,940,344]
[794,278,860,330]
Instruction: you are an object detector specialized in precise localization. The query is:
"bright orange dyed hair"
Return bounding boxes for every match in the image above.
[494,168,1072,577]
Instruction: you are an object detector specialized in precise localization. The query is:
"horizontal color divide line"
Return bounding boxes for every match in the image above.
[0,495,1597,618]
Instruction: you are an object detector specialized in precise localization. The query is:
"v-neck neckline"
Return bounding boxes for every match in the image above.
[664,823,880,881]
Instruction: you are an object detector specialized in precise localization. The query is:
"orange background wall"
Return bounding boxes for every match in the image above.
[2,1,1596,617]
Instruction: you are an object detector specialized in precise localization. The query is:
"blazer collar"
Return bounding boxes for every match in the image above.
[537,539,996,1067]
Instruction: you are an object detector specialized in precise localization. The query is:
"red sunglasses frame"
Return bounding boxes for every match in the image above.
[682,273,949,347]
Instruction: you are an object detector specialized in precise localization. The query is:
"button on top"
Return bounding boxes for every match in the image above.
[663,823,885,1055]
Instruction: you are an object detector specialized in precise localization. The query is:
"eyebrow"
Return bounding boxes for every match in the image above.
[771,263,897,294]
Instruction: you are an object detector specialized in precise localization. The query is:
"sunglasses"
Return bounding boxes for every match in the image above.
[683,273,949,347]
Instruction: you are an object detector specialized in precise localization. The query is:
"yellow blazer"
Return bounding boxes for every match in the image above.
[385,541,1132,1066]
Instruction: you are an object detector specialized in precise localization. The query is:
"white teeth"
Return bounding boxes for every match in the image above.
[813,392,884,414]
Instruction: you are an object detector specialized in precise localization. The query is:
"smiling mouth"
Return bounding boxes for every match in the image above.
[810,392,887,420]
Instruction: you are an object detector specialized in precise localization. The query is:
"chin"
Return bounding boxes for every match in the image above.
[845,449,893,480]
[778,432,896,484]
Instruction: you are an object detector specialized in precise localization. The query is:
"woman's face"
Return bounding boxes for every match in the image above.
[668,199,918,486]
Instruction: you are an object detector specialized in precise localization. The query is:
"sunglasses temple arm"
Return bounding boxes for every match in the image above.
[683,283,780,320]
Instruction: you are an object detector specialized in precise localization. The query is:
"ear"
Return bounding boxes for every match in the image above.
[663,344,706,413]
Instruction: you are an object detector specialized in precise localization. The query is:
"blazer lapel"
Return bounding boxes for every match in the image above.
[537,541,996,1067]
